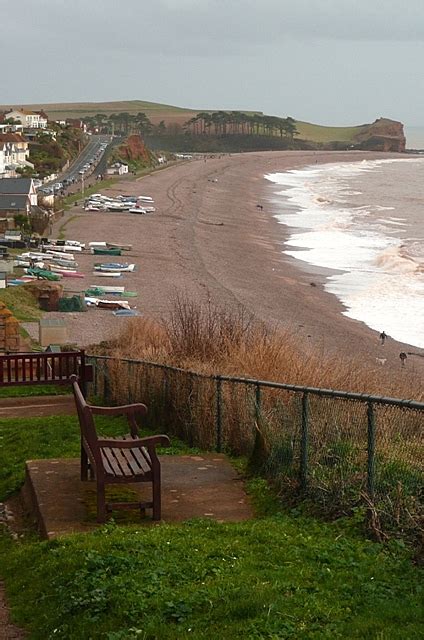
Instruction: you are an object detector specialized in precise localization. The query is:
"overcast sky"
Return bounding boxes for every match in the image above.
[2,0,424,126]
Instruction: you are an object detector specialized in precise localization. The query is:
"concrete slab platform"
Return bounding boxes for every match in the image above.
[24,455,253,539]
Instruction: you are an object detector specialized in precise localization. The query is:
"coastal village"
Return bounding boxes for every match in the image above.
[0,106,171,353]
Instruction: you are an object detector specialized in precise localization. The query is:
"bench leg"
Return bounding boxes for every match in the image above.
[96,482,107,523]
[152,475,161,521]
[81,444,88,481]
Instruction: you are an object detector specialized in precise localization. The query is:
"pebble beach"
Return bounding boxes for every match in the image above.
[50,149,424,375]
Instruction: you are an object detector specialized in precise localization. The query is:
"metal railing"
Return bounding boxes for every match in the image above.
[88,354,423,539]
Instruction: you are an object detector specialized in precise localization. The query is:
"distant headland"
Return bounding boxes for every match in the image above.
[0,100,405,152]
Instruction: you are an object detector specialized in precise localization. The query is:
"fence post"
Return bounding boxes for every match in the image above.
[367,401,376,501]
[254,383,261,424]
[103,362,110,402]
[80,350,87,398]
[215,376,223,453]
[300,391,309,492]
[93,357,98,397]
[127,361,132,403]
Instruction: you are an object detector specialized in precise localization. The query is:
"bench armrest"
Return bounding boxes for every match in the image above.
[97,435,170,449]
[89,403,147,417]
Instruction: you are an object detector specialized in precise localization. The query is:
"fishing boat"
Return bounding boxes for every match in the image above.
[25,268,62,281]
[48,257,78,268]
[49,266,85,278]
[45,250,76,261]
[113,309,141,317]
[89,242,107,248]
[106,243,133,251]
[42,244,82,253]
[94,263,135,272]
[92,271,122,277]
[85,298,131,310]
[137,196,154,202]
[48,240,85,249]
[89,285,125,293]
[91,248,122,256]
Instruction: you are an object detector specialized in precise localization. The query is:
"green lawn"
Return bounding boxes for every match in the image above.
[0,414,422,639]
[295,121,367,144]
[0,384,70,399]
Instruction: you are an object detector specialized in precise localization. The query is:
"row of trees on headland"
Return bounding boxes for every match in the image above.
[184,112,298,139]
[82,111,298,140]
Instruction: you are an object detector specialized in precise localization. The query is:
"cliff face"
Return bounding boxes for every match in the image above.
[116,135,151,163]
[353,118,406,152]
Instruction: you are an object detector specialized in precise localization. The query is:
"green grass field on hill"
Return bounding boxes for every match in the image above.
[0,99,372,143]
[295,120,368,143]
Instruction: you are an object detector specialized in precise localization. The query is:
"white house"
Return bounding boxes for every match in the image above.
[0,123,24,135]
[107,162,129,175]
[4,108,48,129]
[0,134,33,178]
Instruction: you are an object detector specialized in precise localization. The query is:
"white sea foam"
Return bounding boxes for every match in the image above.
[265,158,424,347]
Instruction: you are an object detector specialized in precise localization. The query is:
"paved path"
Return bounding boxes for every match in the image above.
[0,395,75,418]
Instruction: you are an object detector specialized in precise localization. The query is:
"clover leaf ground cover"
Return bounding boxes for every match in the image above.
[0,415,422,639]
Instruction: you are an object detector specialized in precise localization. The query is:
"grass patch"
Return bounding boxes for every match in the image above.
[57,214,82,239]
[0,414,422,638]
[0,514,422,638]
[0,384,70,398]
[0,286,41,322]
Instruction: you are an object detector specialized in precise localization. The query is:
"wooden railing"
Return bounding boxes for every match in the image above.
[0,350,90,390]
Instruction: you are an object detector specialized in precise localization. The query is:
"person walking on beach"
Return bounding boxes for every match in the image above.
[399,352,407,367]
[379,331,387,345]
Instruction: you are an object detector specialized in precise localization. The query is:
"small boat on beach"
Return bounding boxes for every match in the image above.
[92,271,122,278]
[42,244,82,253]
[25,268,62,281]
[89,285,125,293]
[49,266,85,278]
[91,248,122,256]
[94,263,135,272]
[85,297,131,310]
[106,243,133,251]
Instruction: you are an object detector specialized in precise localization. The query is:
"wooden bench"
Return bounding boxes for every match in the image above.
[70,374,170,522]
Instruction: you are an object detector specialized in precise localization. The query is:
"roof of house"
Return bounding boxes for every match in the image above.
[0,133,27,144]
[0,194,29,211]
[0,178,33,195]
[5,108,38,116]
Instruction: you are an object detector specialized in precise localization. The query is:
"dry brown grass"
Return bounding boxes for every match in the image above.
[102,296,423,401]
[90,298,423,538]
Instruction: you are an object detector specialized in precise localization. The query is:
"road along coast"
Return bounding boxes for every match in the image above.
[50,150,424,378]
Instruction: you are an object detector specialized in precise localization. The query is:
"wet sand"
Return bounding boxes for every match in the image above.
[50,150,424,373]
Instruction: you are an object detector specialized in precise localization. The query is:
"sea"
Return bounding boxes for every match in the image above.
[265,156,424,348]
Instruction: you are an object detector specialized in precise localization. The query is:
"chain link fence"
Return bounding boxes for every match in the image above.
[88,355,423,542]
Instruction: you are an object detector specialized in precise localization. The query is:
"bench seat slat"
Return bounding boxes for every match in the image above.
[110,447,136,476]
[121,436,152,473]
[101,448,124,476]
[127,446,152,474]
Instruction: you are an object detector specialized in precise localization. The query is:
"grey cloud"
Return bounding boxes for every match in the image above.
[1,0,424,127]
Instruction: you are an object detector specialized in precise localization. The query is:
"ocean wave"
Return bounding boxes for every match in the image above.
[374,246,420,274]
[265,157,424,347]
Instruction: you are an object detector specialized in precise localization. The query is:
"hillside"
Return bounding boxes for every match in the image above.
[0,101,405,149]
[0,100,197,126]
